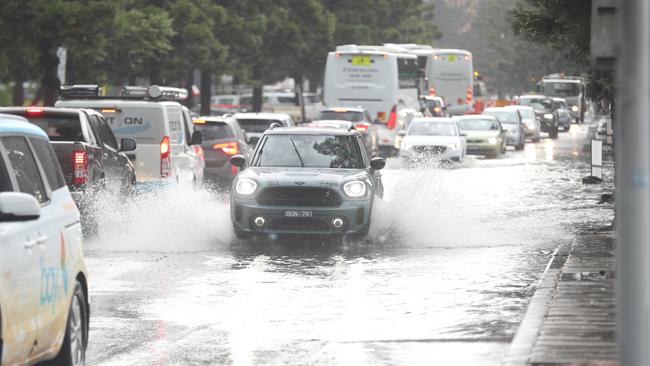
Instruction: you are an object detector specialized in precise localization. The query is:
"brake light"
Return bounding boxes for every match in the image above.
[26,107,44,115]
[160,136,172,178]
[231,165,238,176]
[213,142,239,155]
[101,108,117,113]
[387,105,397,130]
[72,149,88,185]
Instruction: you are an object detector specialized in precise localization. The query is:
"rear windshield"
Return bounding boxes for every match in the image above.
[27,115,83,142]
[484,110,518,124]
[194,122,234,140]
[99,107,166,144]
[254,134,363,169]
[237,119,282,133]
[318,111,364,122]
[457,118,500,131]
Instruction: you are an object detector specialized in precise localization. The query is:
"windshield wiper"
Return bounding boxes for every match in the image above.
[289,137,305,168]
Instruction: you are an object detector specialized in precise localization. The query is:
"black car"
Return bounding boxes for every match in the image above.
[516,95,559,139]
[317,107,378,156]
[229,126,385,240]
[193,115,254,188]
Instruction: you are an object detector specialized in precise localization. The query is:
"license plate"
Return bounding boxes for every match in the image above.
[351,56,371,66]
[284,210,313,218]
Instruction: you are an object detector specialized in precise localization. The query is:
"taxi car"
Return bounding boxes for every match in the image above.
[0,114,89,366]
[229,126,385,240]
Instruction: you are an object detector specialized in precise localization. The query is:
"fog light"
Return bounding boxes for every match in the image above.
[254,217,265,227]
[332,218,344,229]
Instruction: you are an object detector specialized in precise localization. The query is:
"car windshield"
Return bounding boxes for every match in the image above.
[542,82,580,97]
[456,118,500,131]
[484,110,518,124]
[194,122,234,140]
[254,134,364,169]
[237,118,282,133]
[318,110,364,122]
[409,121,457,136]
[519,98,552,111]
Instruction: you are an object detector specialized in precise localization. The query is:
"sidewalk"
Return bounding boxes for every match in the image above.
[503,234,617,366]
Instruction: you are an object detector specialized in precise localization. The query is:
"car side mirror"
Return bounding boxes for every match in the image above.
[191,131,203,145]
[119,138,137,152]
[370,157,386,170]
[398,130,407,137]
[244,132,251,144]
[230,154,247,169]
[0,192,41,222]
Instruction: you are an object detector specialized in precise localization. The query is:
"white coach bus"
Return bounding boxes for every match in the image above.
[323,44,422,128]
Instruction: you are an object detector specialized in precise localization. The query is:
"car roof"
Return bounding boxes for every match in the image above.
[0,106,90,116]
[233,112,291,120]
[321,107,366,113]
[455,114,498,121]
[484,107,516,113]
[505,105,533,111]
[264,126,358,136]
[411,117,455,123]
[0,113,48,139]
[518,95,548,99]
[56,99,179,108]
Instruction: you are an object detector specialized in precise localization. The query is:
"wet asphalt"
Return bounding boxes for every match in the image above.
[76,119,614,366]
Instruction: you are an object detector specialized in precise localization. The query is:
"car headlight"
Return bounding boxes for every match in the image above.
[236,178,257,195]
[543,113,553,119]
[488,137,497,144]
[571,105,579,112]
[343,181,367,197]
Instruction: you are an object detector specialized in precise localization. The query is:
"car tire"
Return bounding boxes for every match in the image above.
[46,281,88,366]
[515,141,524,151]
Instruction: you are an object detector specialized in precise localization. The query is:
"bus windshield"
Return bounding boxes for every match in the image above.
[542,82,581,97]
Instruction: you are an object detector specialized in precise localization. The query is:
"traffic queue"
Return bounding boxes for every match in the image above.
[0,48,586,364]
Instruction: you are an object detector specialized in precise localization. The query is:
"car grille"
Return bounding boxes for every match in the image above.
[466,139,483,143]
[266,218,332,231]
[413,145,447,154]
[257,187,342,207]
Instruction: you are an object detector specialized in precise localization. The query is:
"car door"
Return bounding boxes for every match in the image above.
[182,107,203,183]
[27,136,75,356]
[166,105,193,182]
[0,136,52,363]
[89,114,121,192]
[231,120,253,160]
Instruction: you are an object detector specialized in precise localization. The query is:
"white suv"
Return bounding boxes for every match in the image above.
[0,114,89,365]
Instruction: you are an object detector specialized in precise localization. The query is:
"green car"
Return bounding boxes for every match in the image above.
[455,115,507,158]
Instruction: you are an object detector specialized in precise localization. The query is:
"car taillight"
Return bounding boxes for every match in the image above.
[386,105,397,130]
[26,107,44,116]
[194,146,204,162]
[213,142,239,156]
[160,136,172,178]
[72,149,88,185]
[355,123,369,132]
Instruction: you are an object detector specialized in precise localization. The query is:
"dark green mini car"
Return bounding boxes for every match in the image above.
[229,126,385,240]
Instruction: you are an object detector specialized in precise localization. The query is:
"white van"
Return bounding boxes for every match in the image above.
[56,85,204,188]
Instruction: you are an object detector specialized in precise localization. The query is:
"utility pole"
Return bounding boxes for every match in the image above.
[615,0,650,364]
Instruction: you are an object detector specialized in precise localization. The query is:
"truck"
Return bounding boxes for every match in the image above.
[537,75,587,123]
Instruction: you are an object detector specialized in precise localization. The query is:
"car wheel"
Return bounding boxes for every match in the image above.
[47,281,88,366]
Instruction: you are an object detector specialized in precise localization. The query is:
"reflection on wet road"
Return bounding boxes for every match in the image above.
[83,122,614,365]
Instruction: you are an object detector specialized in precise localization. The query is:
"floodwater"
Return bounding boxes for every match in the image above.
[78,120,613,366]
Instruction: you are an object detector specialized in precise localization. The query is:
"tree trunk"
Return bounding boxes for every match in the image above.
[252,64,263,113]
[12,79,24,106]
[186,70,195,109]
[149,59,162,85]
[41,46,60,106]
[200,69,212,116]
[295,74,306,123]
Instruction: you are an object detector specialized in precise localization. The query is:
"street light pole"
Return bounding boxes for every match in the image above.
[618,0,650,364]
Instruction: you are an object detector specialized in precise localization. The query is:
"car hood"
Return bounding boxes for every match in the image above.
[238,167,370,188]
[461,130,500,139]
[403,135,462,146]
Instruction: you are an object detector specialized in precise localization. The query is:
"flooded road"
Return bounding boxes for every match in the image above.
[81,120,614,365]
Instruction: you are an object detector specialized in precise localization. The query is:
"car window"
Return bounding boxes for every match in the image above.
[254,134,364,169]
[237,119,283,133]
[2,136,47,203]
[29,137,66,190]
[182,111,193,146]
[27,114,84,142]
[318,110,364,122]
[0,149,12,192]
[194,122,234,140]
[409,121,457,136]
[457,118,500,131]
[96,116,118,150]
[484,110,518,124]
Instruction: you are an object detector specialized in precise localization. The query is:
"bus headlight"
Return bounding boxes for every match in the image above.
[236,179,257,195]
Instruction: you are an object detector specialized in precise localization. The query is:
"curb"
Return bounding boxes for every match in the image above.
[501,241,572,366]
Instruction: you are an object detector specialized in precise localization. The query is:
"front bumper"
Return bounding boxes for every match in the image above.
[231,198,372,235]
[400,147,462,162]
[466,143,500,155]
[539,119,556,132]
